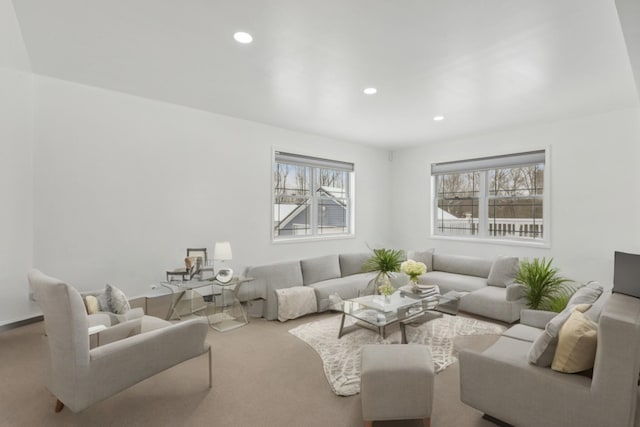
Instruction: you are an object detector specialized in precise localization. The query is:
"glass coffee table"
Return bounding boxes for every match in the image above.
[338,288,462,343]
[338,292,439,343]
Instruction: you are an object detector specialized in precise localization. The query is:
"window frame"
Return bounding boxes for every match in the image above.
[430,148,551,247]
[272,149,355,243]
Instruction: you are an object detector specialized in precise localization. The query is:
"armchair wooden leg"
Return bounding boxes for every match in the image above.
[208,347,212,389]
[55,399,64,413]
[423,417,431,427]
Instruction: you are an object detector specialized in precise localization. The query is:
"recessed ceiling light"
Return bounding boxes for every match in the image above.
[363,87,377,95]
[233,31,253,44]
[433,116,445,121]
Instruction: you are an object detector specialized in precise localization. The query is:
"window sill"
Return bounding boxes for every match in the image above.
[273,234,356,245]
[429,234,550,249]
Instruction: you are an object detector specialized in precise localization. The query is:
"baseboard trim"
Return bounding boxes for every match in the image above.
[0,315,44,333]
[482,414,513,427]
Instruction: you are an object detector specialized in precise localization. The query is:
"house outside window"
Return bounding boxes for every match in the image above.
[432,150,547,243]
[273,151,354,240]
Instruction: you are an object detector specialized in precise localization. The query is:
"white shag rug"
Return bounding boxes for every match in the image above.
[289,314,506,396]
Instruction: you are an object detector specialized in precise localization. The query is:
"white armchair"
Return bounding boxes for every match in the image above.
[29,269,211,413]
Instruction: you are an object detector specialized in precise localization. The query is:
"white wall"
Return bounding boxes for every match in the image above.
[32,76,391,301]
[389,108,640,285]
[0,0,37,326]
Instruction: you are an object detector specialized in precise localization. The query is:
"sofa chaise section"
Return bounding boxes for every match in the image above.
[415,252,525,323]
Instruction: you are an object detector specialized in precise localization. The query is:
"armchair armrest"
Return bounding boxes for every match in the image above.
[95,317,143,346]
[90,317,209,362]
[520,309,557,328]
[88,318,209,400]
[88,313,112,328]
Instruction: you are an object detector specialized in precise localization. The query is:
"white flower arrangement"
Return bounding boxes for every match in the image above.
[378,283,395,297]
[401,259,427,283]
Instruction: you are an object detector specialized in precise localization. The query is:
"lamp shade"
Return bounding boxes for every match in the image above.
[214,241,232,261]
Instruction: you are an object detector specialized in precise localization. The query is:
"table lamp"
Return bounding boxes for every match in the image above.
[214,241,233,283]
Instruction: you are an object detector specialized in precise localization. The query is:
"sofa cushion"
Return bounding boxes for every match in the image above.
[551,310,598,373]
[406,249,434,272]
[339,252,372,277]
[459,286,524,324]
[309,272,377,312]
[301,255,341,285]
[502,324,543,343]
[432,254,492,278]
[487,256,519,287]
[568,282,603,306]
[418,271,487,293]
[581,282,610,322]
[528,304,591,367]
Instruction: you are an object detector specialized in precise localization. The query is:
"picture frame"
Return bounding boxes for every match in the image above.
[186,248,207,267]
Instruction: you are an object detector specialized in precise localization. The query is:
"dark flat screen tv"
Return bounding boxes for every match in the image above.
[613,251,640,298]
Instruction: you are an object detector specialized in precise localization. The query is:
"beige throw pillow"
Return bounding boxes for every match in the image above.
[527,303,591,367]
[84,295,100,314]
[551,310,598,373]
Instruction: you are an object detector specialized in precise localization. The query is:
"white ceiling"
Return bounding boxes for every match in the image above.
[12,0,640,149]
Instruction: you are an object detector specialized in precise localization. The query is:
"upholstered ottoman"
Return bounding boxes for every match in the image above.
[360,344,434,427]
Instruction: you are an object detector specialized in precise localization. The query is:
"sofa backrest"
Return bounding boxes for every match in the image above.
[432,254,493,278]
[591,293,640,423]
[406,249,434,272]
[339,252,372,277]
[246,260,303,291]
[300,254,341,285]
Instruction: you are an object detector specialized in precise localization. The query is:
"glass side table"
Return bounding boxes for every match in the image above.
[205,277,254,332]
[160,280,211,320]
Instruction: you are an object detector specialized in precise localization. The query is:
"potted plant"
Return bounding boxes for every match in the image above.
[362,248,405,295]
[515,257,573,310]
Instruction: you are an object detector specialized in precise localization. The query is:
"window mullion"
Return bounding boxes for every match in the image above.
[310,167,318,235]
[478,171,488,238]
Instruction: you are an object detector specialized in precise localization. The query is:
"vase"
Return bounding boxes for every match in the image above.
[409,276,418,290]
[362,272,391,296]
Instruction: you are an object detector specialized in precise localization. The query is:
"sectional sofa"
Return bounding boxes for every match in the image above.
[241,249,526,323]
[457,283,640,427]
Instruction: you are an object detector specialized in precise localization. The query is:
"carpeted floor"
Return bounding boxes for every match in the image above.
[0,312,502,427]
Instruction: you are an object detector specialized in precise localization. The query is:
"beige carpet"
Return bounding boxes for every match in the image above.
[289,314,506,396]
[0,312,503,427]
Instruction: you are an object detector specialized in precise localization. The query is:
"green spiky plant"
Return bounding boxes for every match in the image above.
[515,257,572,310]
[546,284,578,313]
[362,248,405,278]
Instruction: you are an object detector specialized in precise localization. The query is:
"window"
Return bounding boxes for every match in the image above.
[432,150,546,242]
[273,151,354,240]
